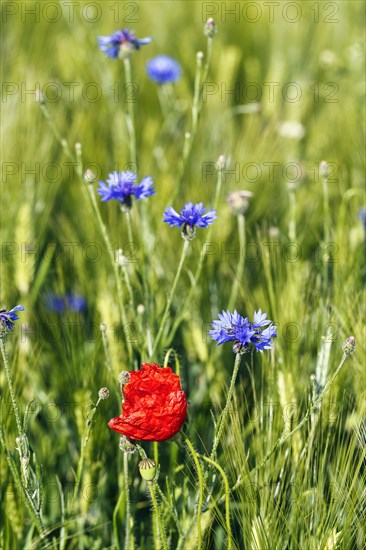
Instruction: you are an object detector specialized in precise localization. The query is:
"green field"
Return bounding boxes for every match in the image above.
[1,1,365,548]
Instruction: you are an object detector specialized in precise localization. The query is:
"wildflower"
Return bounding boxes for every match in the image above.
[108,363,187,441]
[139,457,157,481]
[98,28,152,59]
[342,336,356,355]
[45,293,86,313]
[204,17,217,38]
[227,190,253,216]
[147,55,181,84]
[98,387,110,400]
[209,309,277,354]
[0,305,25,333]
[163,202,216,240]
[97,170,155,209]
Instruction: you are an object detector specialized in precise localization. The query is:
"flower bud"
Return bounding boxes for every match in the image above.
[204,18,217,38]
[269,226,280,239]
[227,190,253,216]
[98,387,110,400]
[139,457,157,481]
[84,169,96,184]
[217,155,226,170]
[342,336,356,355]
[35,90,45,104]
[137,304,145,315]
[118,371,130,385]
[319,160,331,179]
[100,322,107,333]
[119,436,136,454]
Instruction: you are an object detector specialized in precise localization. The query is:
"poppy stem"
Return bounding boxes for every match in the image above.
[151,239,190,356]
[153,441,159,465]
[210,353,242,459]
[73,396,102,505]
[123,453,131,550]
[148,481,168,550]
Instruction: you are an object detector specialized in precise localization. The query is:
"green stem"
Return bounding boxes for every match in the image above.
[123,453,131,550]
[185,437,203,550]
[121,209,136,310]
[228,352,349,498]
[113,488,125,550]
[192,52,204,135]
[178,36,213,189]
[73,397,101,504]
[86,184,133,363]
[151,239,190,356]
[39,103,74,161]
[211,353,242,459]
[200,455,232,550]
[322,175,330,245]
[0,338,23,439]
[124,208,134,246]
[228,214,246,311]
[153,441,159,465]
[101,326,112,374]
[202,37,213,86]
[168,160,224,340]
[148,481,168,550]
[0,428,45,536]
[123,57,137,168]
[288,187,297,241]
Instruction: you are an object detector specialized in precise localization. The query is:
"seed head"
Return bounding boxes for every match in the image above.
[98,387,110,400]
[342,336,356,355]
[139,457,157,481]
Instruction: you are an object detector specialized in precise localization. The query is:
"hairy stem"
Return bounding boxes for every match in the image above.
[148,481,168,550]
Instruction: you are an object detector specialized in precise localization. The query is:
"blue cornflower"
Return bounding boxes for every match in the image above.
[359,207,366,231]
[0,305,25,332]
[97,171,155,209]
[209,309,277,354]
[147,55,181,84]
[45,294,86,313]
[98,29,152,59]
[163,202,216,239]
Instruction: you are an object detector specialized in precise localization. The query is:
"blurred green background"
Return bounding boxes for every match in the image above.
[1,0,365,548]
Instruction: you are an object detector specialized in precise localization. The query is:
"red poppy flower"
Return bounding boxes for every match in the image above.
[108,363,187,441]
